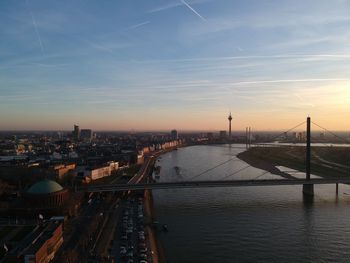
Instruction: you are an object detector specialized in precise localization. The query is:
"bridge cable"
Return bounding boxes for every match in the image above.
[220,165,252,180]
[309,135,350,174]
[251,170,271,181]
[312,121,349,144]
[255,121,306,146]
[188,120,307,182]
[188,157,238,181]
[247,121,310,180]
[310,122,350,173]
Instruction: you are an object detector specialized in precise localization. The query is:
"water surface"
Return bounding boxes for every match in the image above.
[153,145,350,263]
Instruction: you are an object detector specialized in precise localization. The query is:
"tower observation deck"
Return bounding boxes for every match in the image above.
[228,113,233,139]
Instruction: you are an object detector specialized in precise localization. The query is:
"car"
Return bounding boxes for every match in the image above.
[121,235,128,240]
[139,253,147,259]
[139,260,148,263]
[120,241,127,247]
[138,242,146,248]
[139,248,148,253]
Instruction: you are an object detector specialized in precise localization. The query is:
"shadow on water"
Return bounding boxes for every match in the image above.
[302,193,314,208]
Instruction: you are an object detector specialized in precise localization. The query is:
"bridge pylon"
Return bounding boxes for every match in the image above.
[303,116,314,196]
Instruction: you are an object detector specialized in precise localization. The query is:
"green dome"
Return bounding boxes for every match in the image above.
[27,180,63,194]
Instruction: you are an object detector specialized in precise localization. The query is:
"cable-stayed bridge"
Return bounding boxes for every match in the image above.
[81,178,350,192]
[79,117,350,196]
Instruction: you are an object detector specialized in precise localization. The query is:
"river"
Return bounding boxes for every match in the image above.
[152,145,350,263]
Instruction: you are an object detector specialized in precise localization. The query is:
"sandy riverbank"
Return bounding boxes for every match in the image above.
[237,146,350,179]
[237,149,295,179]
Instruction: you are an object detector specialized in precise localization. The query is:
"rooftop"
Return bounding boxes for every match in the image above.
[27,179,63,195]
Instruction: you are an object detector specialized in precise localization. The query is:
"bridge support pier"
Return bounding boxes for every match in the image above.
[336,183,339,195]
[303,184,314,196]
[303,117,314,196]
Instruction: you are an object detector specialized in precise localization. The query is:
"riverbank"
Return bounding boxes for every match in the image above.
[144,189,167,263]
[143,147,184,263]
[237,148,294,179]
[237,146,350,179]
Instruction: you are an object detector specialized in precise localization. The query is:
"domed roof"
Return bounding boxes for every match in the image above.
[27,179,63,194]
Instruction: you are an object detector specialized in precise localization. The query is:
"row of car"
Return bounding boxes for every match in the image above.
[119,197,150,263]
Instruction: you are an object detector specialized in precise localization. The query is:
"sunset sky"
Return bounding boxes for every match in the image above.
[1,0,350,131]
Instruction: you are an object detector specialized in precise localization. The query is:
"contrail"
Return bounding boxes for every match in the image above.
[125,21,150,31]
[25,0,44,54]
[180,0,206,21]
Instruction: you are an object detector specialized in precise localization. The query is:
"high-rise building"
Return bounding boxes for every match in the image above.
[73,125,80,141]
[228,113,233,139]
[80,129,93,141]
[171,129,178,140]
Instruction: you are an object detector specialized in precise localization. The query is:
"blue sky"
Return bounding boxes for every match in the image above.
[1,0,350,131]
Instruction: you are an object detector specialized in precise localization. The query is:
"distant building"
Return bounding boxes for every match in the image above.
[72,125,80,141]
[170,130,178,140]
[219,130,227,139]
[53,163,76,180]
[80,129,93,142]
[77,161,119,182]
[297,131,306,141]
[207,132,214,139]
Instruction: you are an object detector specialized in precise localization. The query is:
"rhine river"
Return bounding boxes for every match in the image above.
[152,145,350,263]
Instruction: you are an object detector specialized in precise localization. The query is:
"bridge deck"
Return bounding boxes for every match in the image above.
[81,178,350,192]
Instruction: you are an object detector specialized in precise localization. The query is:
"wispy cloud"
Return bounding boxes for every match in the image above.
[228,78,350,86]
[25,0,44,54]
[125,21,150,31]
[132,54,350,64]
[180,0,206,21]
[294,93,315,108]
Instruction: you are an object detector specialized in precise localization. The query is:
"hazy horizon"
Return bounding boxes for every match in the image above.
[1,0,350,131]
[0,126,346,134]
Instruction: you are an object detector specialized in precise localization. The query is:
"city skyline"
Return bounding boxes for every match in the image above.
[1,0,350,131]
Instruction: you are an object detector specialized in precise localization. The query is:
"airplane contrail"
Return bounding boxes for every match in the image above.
[125,21,150,31]
[180,0,206,21]
[25,0,44,54]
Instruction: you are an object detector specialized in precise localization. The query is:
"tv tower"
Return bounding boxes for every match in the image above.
[228,113,233,139]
